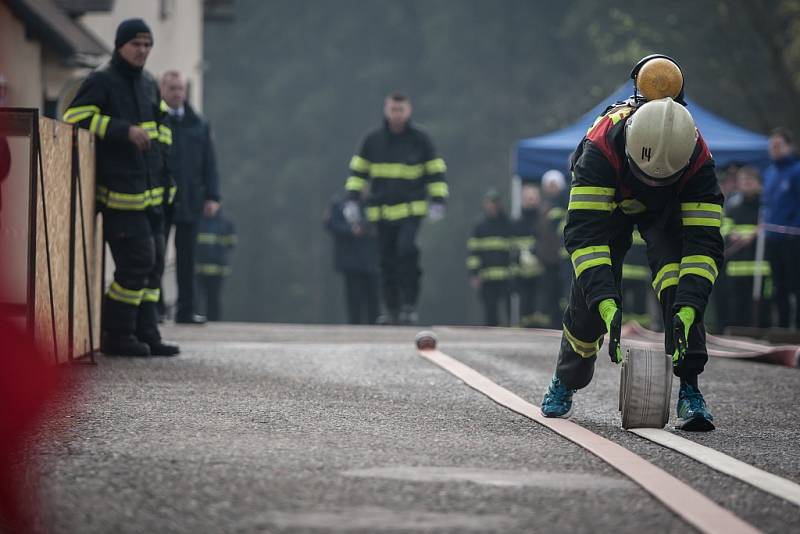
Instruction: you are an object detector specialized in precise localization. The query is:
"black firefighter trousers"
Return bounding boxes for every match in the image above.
[377,218,421,313]
[555,217,709,391]
[102,211,166,344]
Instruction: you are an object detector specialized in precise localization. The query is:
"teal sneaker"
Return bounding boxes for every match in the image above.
[676,384,715,431]
[541,375,575,418]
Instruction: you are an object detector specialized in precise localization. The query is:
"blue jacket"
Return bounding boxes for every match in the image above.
[762,155,800,237]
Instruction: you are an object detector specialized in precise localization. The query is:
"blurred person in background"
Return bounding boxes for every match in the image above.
[540,169,569,327]
[63,19,179,356]
[724,166,771,328]
[762,128,800,329]
[343,92,448,325]
[324,189,380,325]
[195,209,236,321]
[160,70,221,325]
[511,183,546,327]
[467,189,513,326]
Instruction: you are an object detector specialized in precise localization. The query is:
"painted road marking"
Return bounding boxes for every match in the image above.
[630,428,800,508]
[417,348,761,534]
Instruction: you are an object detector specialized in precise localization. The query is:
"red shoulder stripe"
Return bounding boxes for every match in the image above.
[678,132,712,190]
[586,116,622,177]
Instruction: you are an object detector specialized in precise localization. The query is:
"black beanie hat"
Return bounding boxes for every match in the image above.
[114,18,153,49]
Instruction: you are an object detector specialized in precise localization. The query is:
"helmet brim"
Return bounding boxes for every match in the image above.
[626,155,685,187]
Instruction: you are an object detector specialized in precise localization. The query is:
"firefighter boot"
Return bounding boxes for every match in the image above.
[101,333,151,357]
[137,301,180,356]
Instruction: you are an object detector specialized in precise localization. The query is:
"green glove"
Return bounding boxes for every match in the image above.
[672,306,696,366]
[599,298,622,364]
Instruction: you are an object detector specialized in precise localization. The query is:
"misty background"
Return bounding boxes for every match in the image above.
[202,0,800,325]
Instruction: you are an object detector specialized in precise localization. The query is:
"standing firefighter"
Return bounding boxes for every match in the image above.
[540,56,724,432]
[196,210,237,321]
[467,190,513,327]
[63,19,179,356]
[344,92,448,325]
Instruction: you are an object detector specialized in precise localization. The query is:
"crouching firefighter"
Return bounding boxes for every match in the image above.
[540,55,723,431]
[63,19,179,356]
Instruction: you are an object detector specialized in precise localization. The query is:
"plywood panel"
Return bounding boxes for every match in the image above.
[34,118,72,363]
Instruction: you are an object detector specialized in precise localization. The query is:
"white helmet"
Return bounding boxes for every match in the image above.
[625,97,698,186]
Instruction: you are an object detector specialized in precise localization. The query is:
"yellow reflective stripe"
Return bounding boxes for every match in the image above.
[158,124,172,145]
[221,235,237,246]
[608,107,634,125]
[726,260,771,277]
[369,163,425,179]
[141,288,161,303]
[622,264,650,281]
[619,199,647,215]
[107,281,143,306]
[468,236,510,251]
[168,185,177,204]
[568,186,616,211]
[513,236,536,249]
[548,207,565,220]
[480,266,511,280]
[427,181,449,198]
[466,255,481,269]
[62,105,100,123]
[366,201,429,221]
[96,187,172,210]
[196,263,231,276]
[160,100,169,112]
[631,230,646,246]
[345,176,367,192]
[652,262,679,299]
[349,155,371,173]
[679,255,718,284]
[571,245,611,278]
[98,116,110,138]
[366,206,380,222]
[89,114,101,134]
[563,324,601,358]
[730,224,757,237]
[680,202,722,227]
[197,232,219,245]
[424,158,447,174]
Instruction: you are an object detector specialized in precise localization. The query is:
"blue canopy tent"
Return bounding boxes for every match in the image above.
[513,81,770,182]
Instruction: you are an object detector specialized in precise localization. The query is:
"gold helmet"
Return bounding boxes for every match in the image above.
[630,54,685,103]
[625,97,697,187]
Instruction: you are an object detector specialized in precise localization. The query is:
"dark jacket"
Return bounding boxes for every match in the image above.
[165,103,220,223]
[345,120,448,223]
[567,101,724,315]
[762,154,800,238]
[467,213,514,283]
[196,210,237,277]
[324,195,379,275]
[62,52,173,215]
[724,194,766,277]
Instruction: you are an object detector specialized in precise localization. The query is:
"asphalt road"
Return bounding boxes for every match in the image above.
[26,323,800,533]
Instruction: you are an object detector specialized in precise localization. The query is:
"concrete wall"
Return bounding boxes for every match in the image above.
[80,0,205,110]
[0,2,44,108]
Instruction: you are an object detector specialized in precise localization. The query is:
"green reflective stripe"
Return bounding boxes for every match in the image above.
[142,288,161,303]
[89,114,101,134]
[622,264,650,280]
[424,158,447,174]
[679,255,719,284]
[221,235,237,246]
[632,230,646,246]
[730,224,758,237]
[369,163,425,179]
[160,100,169,112]
[96,186,172,211]
[619,199,647,215]
[158,124,172,145]
[726,260,771,277]
[680,202,722,227]
[62,105,100,123]
[349,155,371,173]
[427,181,449,198]
[568,186,615,211]
[468,236,510,251]
[466,255,481,269]
[345,176,367,191]
[89,114,111,138]
[571,245,611,278]
[548,207,566,220]
[107,281,143,306]
[197,232,219,245]
[366,206,380,221]
[480,266,511,280]
[168,185,177,204]
[513,236,536,249]
[652,263,679,299]
[563,324,601,358]
[368,201,428,221]
[98,115,110,138]
[196,263,231,276]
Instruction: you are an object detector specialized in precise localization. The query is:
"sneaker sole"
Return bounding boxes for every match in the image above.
[540,405,573,419]
[675,415,715,432]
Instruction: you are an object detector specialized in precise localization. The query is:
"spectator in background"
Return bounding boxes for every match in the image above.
[724,166,771,328]
[540,169,569,327]
[160,70,221,325]
[511,184,545,327]
[195,209,236,321]
[467,189,513,327]
[324,190,379,325]
[762,128,800,329]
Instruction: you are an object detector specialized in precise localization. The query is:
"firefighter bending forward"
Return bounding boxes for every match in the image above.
[63,19,179,356]
[540,71,723,432]
[344,92,449,325]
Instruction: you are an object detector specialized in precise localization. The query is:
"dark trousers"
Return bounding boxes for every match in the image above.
[343,272,379,324]
[480,280,510,327]
[726,275,771,328]
[622,278,650,327]
[517,276,541,327]
[377,219,421,312]
[556,218,709,391]
[102,211,165,343]
[540,265,564,329]
[197,274,224,321]
[174,222,198,320]
[766,237,800,328]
